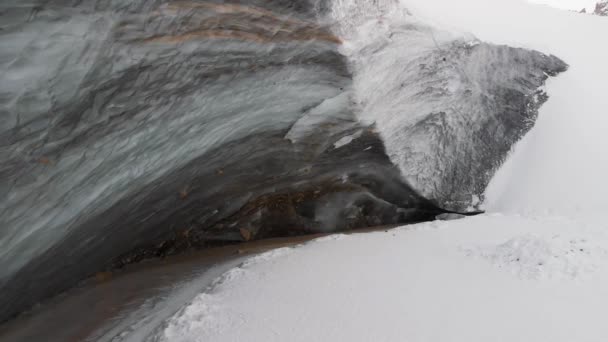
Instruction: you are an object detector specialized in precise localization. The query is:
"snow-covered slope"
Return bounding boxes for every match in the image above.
[151,215,608,342]
[138,1,608,341]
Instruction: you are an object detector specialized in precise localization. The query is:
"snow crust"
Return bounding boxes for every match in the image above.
[462,233,605,279]
[154,215,608,342]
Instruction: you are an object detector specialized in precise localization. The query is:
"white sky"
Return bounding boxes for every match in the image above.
[527,0,598,10]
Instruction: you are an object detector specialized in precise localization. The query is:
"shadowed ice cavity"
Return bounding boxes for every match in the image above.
[0,0,566,322]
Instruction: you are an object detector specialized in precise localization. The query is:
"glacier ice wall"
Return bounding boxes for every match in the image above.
[0,0,565,322]
[0,0,437,322]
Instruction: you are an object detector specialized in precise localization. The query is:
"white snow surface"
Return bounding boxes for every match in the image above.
[150,1,608,341]
[155,215,608,342]
[527,0,597,11]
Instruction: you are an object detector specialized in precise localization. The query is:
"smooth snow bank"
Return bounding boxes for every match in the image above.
[527,0,597,11]
[155,215,608,342]
[399,0,608,215]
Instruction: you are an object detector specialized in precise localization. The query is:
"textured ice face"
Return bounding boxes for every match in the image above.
[594,1,608,15]
[326,0,568,211]
[0,0,566,322]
